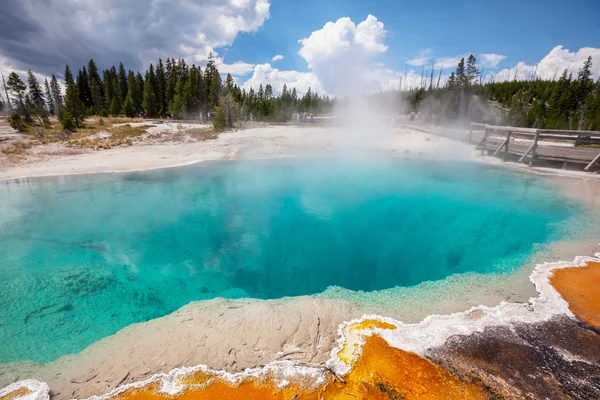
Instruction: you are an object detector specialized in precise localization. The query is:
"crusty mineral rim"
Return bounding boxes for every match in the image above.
[0,380,49,400]
[2,252,599,400]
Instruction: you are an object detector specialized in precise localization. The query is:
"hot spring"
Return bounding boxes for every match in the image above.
[0,157,589,363]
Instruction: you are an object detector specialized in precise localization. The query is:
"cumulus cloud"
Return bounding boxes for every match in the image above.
[480,53,506,68]
[242,63,324,95]
[271,55,284,62]
[433,55,468,70]
[489,45,600,82]
[217,61,256,76]
[407,49,432,67]
[296,15,388,95]
[0,0,270,76]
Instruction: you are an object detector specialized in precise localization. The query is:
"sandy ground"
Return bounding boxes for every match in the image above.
[0,124,474,181]
[1,124,600,398]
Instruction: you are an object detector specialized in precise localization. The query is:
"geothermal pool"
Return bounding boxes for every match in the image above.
[0,158,586,363]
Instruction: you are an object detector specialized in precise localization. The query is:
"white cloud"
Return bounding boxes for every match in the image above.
[434,55,468,70]
[217,61,256,76]
[297,15,388,95]
[489,45,600,82]
[298,15,387,67]
[407,49,432,67]
[0,0,271,75]
[243,15,390,96]
[242,63,323,95]
[271,55,284,62]
[480,53,506,68]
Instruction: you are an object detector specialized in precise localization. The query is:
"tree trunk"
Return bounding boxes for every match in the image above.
[1,69,13,112]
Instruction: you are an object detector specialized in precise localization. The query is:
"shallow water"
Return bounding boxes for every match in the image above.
[0,158,584,363]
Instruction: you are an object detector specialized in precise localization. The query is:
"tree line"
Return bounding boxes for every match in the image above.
[1,54,335,133]
[399,55,600,130]
[4,53,597,133]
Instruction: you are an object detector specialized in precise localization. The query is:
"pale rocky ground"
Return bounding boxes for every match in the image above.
[1,120,600,399]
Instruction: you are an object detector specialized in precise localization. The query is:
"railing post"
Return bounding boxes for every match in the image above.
[481,127,488,155]
[503,131,511,161]
[529,130,539,167]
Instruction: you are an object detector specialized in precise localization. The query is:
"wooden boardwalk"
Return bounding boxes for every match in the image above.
[467,124,600,172]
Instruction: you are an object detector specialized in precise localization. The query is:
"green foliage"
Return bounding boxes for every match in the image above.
[61,113,76,131]
[123,95,135,117]
[27,71,45,110]
[110,96,122,116]
[99,108,109,117]
[9,113,28,132]
[64,80,85,128]
[398,54,600,130]
[213,106,226,132]
[7,72,28,116]
[142,65,157,117]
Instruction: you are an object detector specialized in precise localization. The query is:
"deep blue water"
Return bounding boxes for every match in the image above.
[0,158,579,363]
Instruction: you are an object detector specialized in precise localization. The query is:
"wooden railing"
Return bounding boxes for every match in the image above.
[468,123,600,171]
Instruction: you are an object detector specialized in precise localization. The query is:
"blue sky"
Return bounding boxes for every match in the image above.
[2,0,600,95]
[228,0,600,74]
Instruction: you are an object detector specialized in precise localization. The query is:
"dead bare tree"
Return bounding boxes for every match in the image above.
[1,68,13,113]
[428,61,434,90]
[221,93,236,129]
[436,65,443,89]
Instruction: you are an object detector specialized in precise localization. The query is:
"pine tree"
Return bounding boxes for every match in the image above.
[143,68,157,117]
[87,59,103,111]
[76,68,93,108]
[576,56,593,129]
[447,72,456,88]
[44,78,54,115]
[224,73,234,95]
[205,53,221,108]
[466,54,479,85]
[104,67,116,108]
[118,63,128,103]
[87,59,102,89]
[170,78,184,118]
[183,65,200,116]
[91,78,104,112]
[64,79,85,128]
[50,74,63,117]
[455,58,466,86]
[110,96,121,116]
[7,72,27,116]
[27,71,45,110]
[122,94,135,117]
[165,58,177,109]
[64,64,74,86]
[156,59,167,115]
[197,67,206,117]
[134,73,144,113]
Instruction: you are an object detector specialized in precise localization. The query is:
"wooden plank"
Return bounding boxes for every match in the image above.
[504,132,511,161]
[475,136,487,150]
[585,152,600,171]
[470,122,487,127]
[529,130,540,167]
[485,125,537,134]
[493,137,509,156]
[537,129,600,138]
[519,143,536,162]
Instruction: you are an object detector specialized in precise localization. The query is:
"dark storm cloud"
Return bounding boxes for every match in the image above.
[0,0,270,77]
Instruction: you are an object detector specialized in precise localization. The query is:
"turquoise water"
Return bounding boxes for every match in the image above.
[0,158,581,363]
